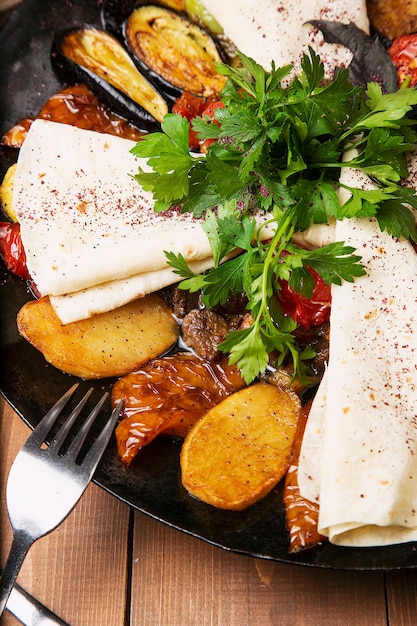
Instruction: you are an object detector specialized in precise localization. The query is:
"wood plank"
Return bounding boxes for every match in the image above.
[386,570,417,626]
[0,398,131,626]
[130,511,388,626]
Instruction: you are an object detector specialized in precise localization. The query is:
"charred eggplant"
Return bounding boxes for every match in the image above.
[124,5,227,98]
[51,26,168,132]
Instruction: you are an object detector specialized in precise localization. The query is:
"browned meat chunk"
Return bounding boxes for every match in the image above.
[181,309,229,361]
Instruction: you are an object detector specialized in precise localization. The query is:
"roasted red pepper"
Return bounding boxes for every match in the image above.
[278,267,331,329]
[0,221,30,279]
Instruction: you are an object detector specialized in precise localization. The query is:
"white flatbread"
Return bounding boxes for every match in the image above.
[49,256,215,324]
[203,0,369,74]
[298,159,417,547]
[13,119,214,297]
[14,119,275,323]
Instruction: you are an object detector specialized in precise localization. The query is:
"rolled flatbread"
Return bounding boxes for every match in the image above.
[202,0,369,73]
[14,119,275,323]
[49,256,215,324]
[13,119,214,298]
[298,159,417,547]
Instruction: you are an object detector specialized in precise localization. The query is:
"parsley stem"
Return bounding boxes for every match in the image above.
[255,203,298,326]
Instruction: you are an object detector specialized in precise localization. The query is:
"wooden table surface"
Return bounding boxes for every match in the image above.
[1,398,417,625]
[1,0,417,621]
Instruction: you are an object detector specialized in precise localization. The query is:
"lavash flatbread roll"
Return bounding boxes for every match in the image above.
[14,119,276,323]
[298,155,417,547]
[13,1,369,325]
[49,256,215,324]
[203,0,369,73]
[13,119,214,297]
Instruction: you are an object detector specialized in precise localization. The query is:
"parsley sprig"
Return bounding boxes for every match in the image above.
[131,48,417,384]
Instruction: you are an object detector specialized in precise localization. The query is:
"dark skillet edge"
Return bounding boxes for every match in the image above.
[2,0,417,572]
[2,314,417,572]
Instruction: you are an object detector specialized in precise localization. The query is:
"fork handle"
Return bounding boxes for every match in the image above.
[0,529,33,617]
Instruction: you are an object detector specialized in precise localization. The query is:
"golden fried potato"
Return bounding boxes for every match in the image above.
[180,382,301,511]
[0,163,17,221]
[366,0,417,40]
[112,353,246,465]
[17,294,179,379]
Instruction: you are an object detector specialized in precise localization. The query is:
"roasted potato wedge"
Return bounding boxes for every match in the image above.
[366,0,417,40]
[0,163,17,222]
[17,294,179,379]
[180,382,301,511]
[113,353,246,465]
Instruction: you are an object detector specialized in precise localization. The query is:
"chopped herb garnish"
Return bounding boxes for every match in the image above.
[131,47,417,384]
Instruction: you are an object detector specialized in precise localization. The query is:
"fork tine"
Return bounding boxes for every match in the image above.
[48,387,94,454]
[27,384,79,447]
[81,400,124,476]
[64,391,109,462]
[0,389,123,619]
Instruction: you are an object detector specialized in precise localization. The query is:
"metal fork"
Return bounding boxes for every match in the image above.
[0,383,123,617]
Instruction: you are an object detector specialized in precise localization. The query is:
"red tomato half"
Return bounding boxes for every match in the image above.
[0,221,30,279]
[389,34,417,87]
[172,92,224,150]
[172,92,212,150]
[199,100,225,152]
[277,267,331,329]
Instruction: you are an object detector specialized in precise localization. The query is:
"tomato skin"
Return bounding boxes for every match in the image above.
[199,100,225,151]
[172,92,224,150]
[0,221,30,279]
[389,34,417,87]
[172,92,211,150]
[277,267,331,329]
[200,100,225,118]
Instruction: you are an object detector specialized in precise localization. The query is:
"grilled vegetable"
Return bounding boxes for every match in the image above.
[184,0,223,35]
[124,5,226,98]
[389,34,417,87]
[366,0,417,41]
[112,353,245,465]
[283,400,325,553]
[0,222,29,279]
[17,294,180,379]
[1,85,145,150]
[51,26,168,131]
[0,164,17,222]
[180,383,301,511]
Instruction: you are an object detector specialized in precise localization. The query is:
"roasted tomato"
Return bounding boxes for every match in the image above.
[389,34,417,87]
[173,93,224,149]
[172,91,211,149]
[199,99,225,151]
[278,267,331,329]
[283,399,325,553]
[0,222,30,279]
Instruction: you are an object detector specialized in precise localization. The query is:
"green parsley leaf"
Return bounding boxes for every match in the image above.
[164,251,207,292]
[131,47,417,383]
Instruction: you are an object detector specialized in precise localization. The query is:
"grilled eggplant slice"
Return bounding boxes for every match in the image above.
[124,5,227,98]
[51,26,168,131]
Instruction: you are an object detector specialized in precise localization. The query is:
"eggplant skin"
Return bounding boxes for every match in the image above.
[51,26,168,131]
[125,5,227,98]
